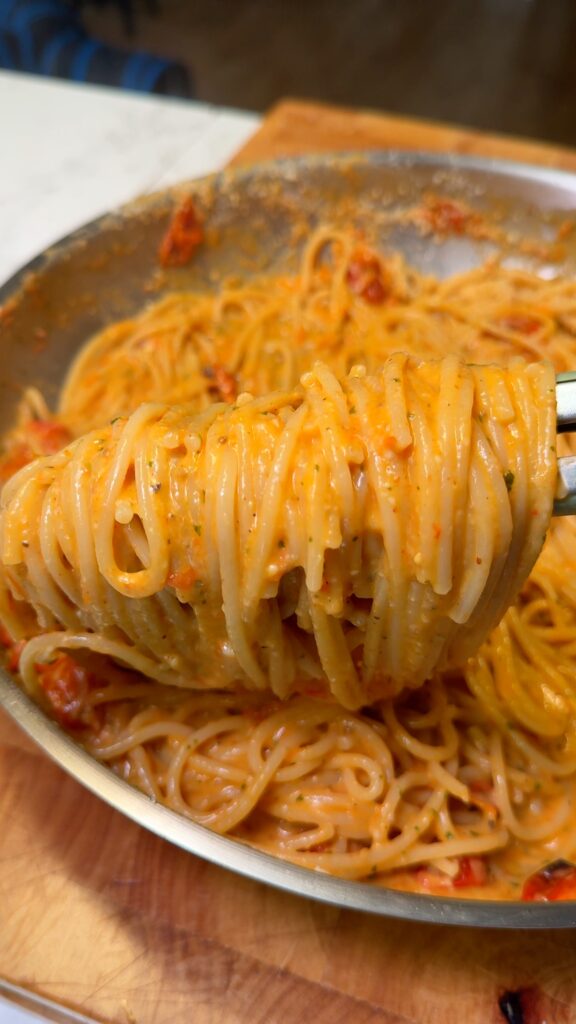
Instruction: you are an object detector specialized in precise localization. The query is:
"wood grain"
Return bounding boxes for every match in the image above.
[231,98,576,172]
[3,713,576,1024]
[3,101,576,1024]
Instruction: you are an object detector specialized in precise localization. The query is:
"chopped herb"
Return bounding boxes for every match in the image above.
[296,793,304,802]
[350,405,356,414]
[278,538,285,548]
[193,523,202,536]
[503,470,515,492]
[314,464,320,471]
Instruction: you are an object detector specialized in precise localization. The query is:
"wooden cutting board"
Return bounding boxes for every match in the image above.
[231,98,576,170]
[3,100,576,1024]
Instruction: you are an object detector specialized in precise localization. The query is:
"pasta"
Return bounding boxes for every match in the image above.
[1,221,576,900]
[0,357,556,709]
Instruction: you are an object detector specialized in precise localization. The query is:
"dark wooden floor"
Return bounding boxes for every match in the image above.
[85,0,576,146]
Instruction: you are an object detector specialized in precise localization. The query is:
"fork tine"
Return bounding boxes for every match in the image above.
[556,372,576,433]
[554,456,576,516]
[554,375,576,515]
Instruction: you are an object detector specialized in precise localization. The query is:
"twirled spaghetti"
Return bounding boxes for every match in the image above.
[0,356,556,709]
[1,221,576,899]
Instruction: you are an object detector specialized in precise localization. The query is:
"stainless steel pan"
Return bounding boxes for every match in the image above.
[2,152,576,928]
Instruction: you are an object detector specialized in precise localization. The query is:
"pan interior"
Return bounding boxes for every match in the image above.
[2,151,576,928]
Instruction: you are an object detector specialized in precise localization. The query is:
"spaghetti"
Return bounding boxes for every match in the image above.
[0,357,556,709]
[1,224,576,899]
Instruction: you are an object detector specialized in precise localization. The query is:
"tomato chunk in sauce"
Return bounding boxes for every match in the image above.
[35,654,97,730]
[522,860,576,901]
[159,196,204,267]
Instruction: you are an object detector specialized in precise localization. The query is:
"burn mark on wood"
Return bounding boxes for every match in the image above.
[498,985,570,1024]
[498,990,524,1024]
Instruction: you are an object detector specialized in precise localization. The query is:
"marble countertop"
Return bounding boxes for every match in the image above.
[0,70,259,285]
[0,68,259,1024]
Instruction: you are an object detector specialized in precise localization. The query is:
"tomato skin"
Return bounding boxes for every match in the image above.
[7,640,25,672]
[27,420,71,454]
[0,625,13,649]
[362,277,386,305]
[0,626,25,671]
[210,364,237,403]
[159,197,204,267]
[0,419,71,485]
[522,861,576,901]
[414,856,488,892]
[167,566,198,591]
[452,856,488,888]
[35,654,95,730]
[346,252,388,305]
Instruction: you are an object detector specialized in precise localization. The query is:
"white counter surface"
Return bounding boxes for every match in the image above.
[0,70,259,285]
[0,67,259,1024]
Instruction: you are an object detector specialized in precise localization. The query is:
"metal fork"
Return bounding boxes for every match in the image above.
[554,372,576,516]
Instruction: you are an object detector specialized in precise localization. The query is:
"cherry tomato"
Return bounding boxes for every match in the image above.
[347,252,388,305]
[35,654,95,730]
[27,419,71,454]
[522,860,576,901]
[452,856,488,888]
